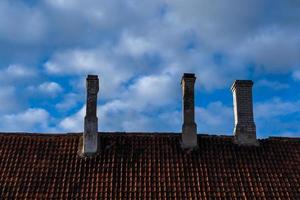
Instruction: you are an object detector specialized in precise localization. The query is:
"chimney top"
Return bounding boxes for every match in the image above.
[87,75,99,80]
[181,73,196,85]
[231,80,253,91]
[183,73,196,78]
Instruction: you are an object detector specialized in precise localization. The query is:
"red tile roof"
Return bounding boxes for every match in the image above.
[0,132,299,199]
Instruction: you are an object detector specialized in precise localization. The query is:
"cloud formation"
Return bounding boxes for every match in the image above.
[255,98,300,137]
[27,82,63,98]
[0,0,299,136]
[0,108,51,132]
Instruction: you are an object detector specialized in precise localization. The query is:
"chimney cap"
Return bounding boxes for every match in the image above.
[183,73,196,78]
[87,75,99,80]
[231,80,253,91]
[181,73,196,84]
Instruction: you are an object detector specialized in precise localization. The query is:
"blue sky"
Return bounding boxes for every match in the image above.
[0,0,300,138]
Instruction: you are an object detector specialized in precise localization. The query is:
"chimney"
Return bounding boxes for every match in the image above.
[231,80,258,146]
[181,73,198,148]
[83,75,99,155]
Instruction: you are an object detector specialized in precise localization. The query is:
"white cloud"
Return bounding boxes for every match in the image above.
[126,74,179,108]
[27,81,63,97]
[255,98,300,119]
[59,102,181,132]
[1,0,300,76]
[5,64,36,77]
[45,0,79,9]
[55,92,81,111]
[196,101,233,134]
[167,0,300,73]
[44,48,105,74]
[0,1,46,44]
[292,70,300,81]
[0,64,37,84]
[254,98,300,137]
[167,0,267,48]
[39,82,63,94]
[4,0,298,91]
[0,0,299,135]
[0,108,51,132]
[45,49,91,71]
[59,98,233,134]
[93,73,180,131]
[59,106,84,131]
[233,27,300,72]
[0,86,23,114]
[116,32,156,57]
[256,79,289,90]
[58,73,181,132]
[44,47,135,99]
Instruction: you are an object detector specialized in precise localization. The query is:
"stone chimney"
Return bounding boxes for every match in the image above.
[83,75,99,155]
[231,80,258,146]
[181,73,198,148]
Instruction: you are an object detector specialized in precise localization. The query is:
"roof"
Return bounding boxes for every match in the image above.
[0,132,299,199]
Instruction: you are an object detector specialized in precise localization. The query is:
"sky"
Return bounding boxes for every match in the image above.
[0,0,299,138]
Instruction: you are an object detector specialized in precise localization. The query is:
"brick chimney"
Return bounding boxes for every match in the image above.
[83,75,99,155]
[231,80,258,146]
[181,73,198,148]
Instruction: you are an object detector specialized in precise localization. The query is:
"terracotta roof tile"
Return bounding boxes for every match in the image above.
[0,133,299,199]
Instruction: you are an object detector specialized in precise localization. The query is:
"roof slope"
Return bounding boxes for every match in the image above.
[0,133,299,199]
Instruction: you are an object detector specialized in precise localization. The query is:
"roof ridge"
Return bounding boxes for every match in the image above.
[0,132,299,141]
[268,136,300,141]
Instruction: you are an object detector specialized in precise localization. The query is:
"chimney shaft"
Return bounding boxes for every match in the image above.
[181,73,197,148]
[231,80,258,146]
[83,75,99,155]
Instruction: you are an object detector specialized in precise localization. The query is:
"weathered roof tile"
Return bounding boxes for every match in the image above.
[0,133,299,199]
